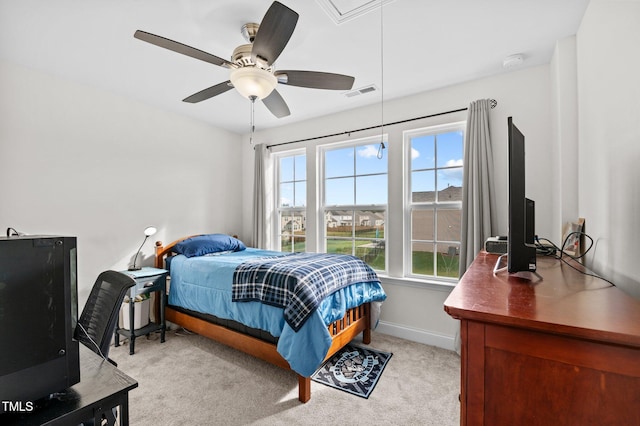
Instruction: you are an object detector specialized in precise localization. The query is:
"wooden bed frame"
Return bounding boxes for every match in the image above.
[154,237,372,403]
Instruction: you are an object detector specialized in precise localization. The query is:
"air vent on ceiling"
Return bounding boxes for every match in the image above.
[344,84,378,98]
[316,0,396,25]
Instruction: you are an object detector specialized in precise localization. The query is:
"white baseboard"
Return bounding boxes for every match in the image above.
[375,320,456,352]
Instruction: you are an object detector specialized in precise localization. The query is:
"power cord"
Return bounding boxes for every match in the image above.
[534,232,615,287]
[76,322,109,362]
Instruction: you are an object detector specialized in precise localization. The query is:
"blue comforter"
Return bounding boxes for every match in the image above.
[167,248,386,376]
[232,252,380,332]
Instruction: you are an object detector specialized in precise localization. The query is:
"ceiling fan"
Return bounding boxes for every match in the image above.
[134,1,355,119]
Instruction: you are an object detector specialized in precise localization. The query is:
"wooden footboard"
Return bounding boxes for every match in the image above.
[165,303,371,402]
[326,302,371,356]
[156,237,373,403]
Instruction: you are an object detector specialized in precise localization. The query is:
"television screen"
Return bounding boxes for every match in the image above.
[507,117,537,273]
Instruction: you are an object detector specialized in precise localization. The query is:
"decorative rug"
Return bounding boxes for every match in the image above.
[311,344,393,398]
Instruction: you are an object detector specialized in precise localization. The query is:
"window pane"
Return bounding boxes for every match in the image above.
[278,153,306,253]
[324,141,387,273]
[354,210,385,238]
[280,156,294,182]
[356,144,386,174]
[437,208,461,241]
[326,177,354,205]
[436,243,459,278]
[411,170,435,202]
[356,175,387,204]
[437,168,463,192]
[412,210,434,240]
[293,235,306,252]
[327,238,352,255]
[280,183,293,207]
[280,213,305,234]
[294,182,306,207]
[407,125,464,280]
[355,240,385,270]
[281,234,293,252]
[325,147,353,178]
[412,242,434,275]
[436,131,464,168]
[326,210,354,236]
[294,155,306,180]
[411,135,435,170]
[280,212,305,252]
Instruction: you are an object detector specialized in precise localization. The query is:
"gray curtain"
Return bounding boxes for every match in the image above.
[460,99,496,275]
[252,143,268,249]
[454,99,496,354]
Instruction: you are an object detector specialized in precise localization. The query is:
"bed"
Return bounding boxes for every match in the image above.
[154,234,386,402]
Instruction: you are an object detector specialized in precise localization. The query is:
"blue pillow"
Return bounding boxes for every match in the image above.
[174,234,246,258]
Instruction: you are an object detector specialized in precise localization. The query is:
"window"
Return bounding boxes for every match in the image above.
[271,119,464,285]
[406,123,465,279]
[322,138,387,271]
[277,153,306,252]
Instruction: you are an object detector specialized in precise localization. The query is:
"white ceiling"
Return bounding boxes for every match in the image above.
[0,0,589,135]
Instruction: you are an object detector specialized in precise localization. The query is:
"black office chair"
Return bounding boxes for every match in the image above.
[75,270,136,366]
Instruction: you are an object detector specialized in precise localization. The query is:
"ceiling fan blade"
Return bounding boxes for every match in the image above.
[134,30,233,68]
[262,89,290,118]
[251,2,299,66]
[275,70,355,90]
[183,81,233,103]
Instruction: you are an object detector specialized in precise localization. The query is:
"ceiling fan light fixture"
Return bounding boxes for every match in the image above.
[230,67,277,100]
[135,2,352,119]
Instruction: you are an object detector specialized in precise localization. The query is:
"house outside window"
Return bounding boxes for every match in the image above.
[321,137,387,271]
[405,122,465,280]
[277,152,306,252]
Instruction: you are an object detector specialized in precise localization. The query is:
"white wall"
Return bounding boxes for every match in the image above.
[550,36,580,241]
[576,0,640,298]
[241,65,555,349]
[0,61,244,305]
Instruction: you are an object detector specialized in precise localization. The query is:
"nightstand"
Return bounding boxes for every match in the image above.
[114,267,168,355]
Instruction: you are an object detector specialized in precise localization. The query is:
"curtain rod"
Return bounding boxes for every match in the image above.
[266,99,496,149]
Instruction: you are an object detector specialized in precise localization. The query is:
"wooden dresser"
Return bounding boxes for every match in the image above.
[444,251,640,426]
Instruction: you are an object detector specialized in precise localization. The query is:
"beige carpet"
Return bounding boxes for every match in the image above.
[110,329,460,425]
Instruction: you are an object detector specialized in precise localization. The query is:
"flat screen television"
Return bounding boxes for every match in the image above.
[0,236,80,412]
[507,117,537,273]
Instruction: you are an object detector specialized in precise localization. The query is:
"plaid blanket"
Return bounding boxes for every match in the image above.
[232,253,380,332]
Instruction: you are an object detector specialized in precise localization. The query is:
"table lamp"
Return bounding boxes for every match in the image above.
[128,226,157,271]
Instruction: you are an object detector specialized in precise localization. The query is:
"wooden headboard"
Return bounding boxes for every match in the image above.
[154,235,200,268]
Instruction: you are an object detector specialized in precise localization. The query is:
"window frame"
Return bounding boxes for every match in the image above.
[318,135,388,273]
[404,121,465,282]
[274,149,307,253]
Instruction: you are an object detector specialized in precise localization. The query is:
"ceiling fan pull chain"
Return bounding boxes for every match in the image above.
[249,95,257,144]
[378,0,385,160]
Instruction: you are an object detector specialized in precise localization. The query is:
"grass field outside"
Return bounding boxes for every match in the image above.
[325,226,385,270]
[412,250,459,278]
[281,227,459,278]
